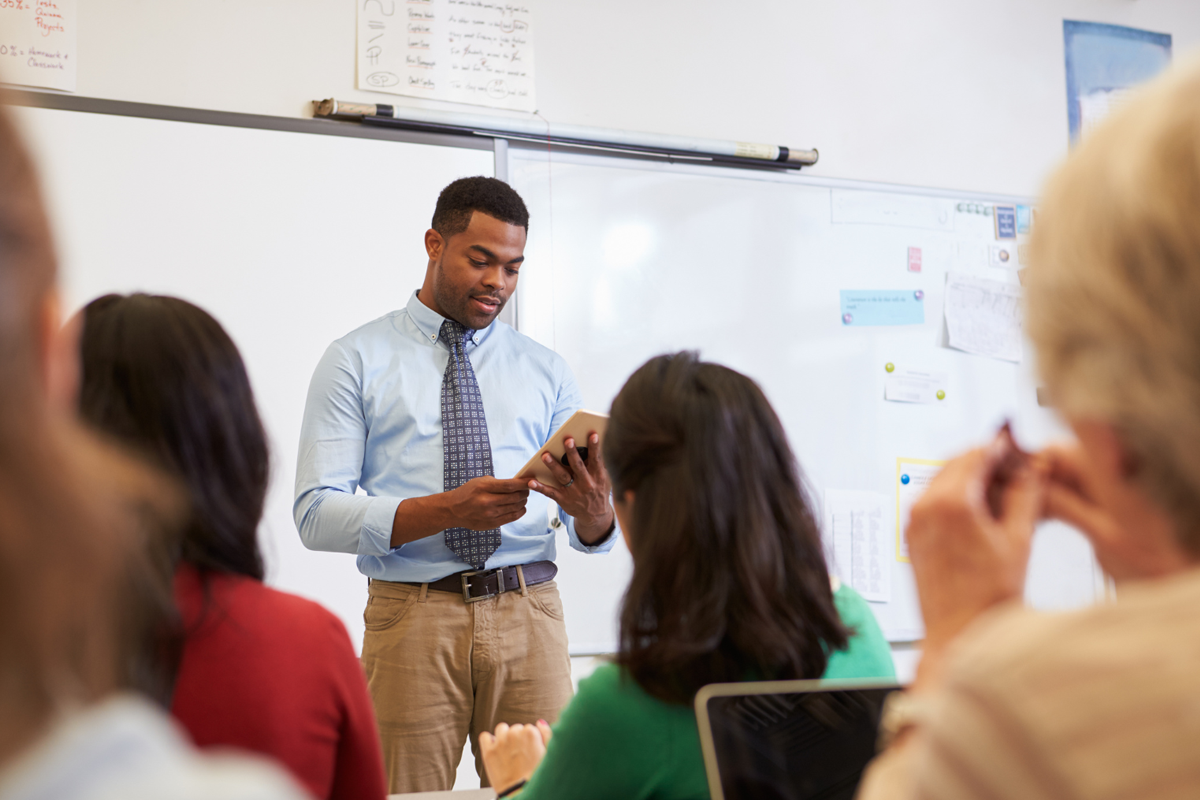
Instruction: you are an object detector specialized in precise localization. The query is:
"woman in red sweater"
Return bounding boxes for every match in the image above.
[77,293,387,800]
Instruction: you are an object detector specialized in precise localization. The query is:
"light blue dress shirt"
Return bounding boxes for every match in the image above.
[294,290,616,583]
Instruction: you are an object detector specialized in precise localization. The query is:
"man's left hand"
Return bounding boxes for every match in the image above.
[527,432,614,545]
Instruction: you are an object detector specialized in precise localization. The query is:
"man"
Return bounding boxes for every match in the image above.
[293,176,617,793]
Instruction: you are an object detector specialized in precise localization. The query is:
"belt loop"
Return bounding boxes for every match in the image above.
[418,583,429,603]
[517,564,528,597]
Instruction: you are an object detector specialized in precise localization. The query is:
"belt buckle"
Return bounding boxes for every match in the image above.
[460,568,504,603]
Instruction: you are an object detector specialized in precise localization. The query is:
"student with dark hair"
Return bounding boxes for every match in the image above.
[79,293,387,800]
[479,353,894,799]
[0,103,303,799]
[294,175,619,792]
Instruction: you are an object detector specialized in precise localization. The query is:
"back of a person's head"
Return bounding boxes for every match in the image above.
[79,294,268,580]
[1028,58,1200,552]
[604,352,848,704]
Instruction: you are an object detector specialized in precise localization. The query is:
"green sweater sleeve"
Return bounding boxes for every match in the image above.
[824,584,897,680]
[519,663,708,800]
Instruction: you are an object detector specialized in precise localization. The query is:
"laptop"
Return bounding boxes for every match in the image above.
[695,679,901,800]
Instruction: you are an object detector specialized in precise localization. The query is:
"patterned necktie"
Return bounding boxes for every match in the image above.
[440,319,501,569]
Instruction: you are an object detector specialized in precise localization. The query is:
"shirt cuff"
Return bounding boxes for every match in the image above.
[564,507,619,554]
[359,495,403,558]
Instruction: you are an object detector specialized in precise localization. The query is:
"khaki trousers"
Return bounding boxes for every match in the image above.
[361,575,573,794]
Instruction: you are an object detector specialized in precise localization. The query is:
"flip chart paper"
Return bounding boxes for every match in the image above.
[357,0,536,112]
[885,369,948,404]
[0,0,76,92]
[840,290,924,327]
[896,459,944,562]
[824,490,892,603]
[943,272,1022,362]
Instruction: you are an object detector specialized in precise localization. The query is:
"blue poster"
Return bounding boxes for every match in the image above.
[1064,21,1171,142]
[994,205,1017,240]
[840,290,925,327]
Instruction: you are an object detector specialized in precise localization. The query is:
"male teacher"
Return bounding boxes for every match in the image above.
[293,177,616,794]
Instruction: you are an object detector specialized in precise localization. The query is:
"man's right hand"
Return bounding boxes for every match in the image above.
[391,476,530,548]
[444,476,530,531]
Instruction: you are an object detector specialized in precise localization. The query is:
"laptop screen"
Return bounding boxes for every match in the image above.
[697,682,899,800]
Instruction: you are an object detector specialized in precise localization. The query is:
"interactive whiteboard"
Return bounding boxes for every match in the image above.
[510,149,1103,653]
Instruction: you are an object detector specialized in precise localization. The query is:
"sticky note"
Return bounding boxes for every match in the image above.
[896,458,945,561]
[994,205,1017,239]
[840,290,925,327]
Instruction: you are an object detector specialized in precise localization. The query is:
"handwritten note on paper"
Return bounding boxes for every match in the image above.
[943,272,1023,362]
[823,490,891,603]
[0,0,76,92]
[357,0,536,112]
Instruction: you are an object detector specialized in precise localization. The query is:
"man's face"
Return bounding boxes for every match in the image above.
[425,211,526,330]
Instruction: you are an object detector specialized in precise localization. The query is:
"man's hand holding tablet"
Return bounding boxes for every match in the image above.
[517,410,615,545]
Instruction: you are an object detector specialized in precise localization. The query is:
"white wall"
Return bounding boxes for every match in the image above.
[70,0,1200,198]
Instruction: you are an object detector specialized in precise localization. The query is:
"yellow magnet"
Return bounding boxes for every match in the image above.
[936,389,946,400]
[885,362,895,373]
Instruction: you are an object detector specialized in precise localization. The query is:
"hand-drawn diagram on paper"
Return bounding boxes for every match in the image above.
[943,272,1023,363]
[357,0,536,112]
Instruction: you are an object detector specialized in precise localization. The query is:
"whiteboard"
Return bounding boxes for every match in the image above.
[510,149,1104,653]
[13,105,494,652]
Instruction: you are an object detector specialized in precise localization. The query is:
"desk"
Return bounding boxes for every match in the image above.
[388,790,495,799]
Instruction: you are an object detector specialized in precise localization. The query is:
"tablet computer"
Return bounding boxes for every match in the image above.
[514,409,608,484]
[695,678,901,800]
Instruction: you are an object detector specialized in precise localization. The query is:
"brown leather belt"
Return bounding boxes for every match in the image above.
[414,561,557,604]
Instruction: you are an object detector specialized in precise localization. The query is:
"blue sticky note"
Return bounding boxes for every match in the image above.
[1016,204,1032,234]
[995,205,1017,239]
[840,290,925,326]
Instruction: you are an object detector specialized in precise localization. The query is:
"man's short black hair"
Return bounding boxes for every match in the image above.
[431,176,529,239]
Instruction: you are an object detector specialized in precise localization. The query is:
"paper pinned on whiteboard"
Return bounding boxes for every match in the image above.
[831,190,956,232]
[885,368,948,404]
[896,459,944,562]
[823,490,892,603]
[0,0,76,92]
[357,0,536,112]
[943,272,1023,362]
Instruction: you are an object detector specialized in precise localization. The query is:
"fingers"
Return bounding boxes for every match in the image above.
[584,432,605,482]
[537,719,553,745]
[540,450,575,486]
[527,479,563,505]
[479,731,496,751]
[480,477,533,496]
[563,438,591,486]
[998,461,1046,553]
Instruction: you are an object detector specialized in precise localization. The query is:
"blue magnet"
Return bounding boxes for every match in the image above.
[900,474,911,485]
[914,290,924,300]
[842,313,854,325]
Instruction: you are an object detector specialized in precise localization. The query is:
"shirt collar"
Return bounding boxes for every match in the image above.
[405,290,497,348]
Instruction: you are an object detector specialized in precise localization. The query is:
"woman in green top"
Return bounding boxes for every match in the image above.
[481,353,895,799]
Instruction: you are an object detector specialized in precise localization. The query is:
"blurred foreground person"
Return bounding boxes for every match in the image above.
[0,104,304,799]
[858,61,1200,800]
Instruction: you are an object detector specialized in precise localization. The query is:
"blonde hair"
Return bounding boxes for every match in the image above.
[1027,59,1200,551]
